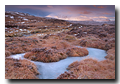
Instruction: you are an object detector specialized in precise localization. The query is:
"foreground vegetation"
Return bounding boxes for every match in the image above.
[5,11,115,79]
[5,58,39,79]
[57,48,115,79]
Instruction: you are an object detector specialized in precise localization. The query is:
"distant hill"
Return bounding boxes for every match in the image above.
[67,20,115,26]
[5,11,71,28]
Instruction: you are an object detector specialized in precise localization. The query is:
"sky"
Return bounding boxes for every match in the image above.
[5,5,115,21]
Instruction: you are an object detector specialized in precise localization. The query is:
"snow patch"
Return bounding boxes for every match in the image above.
[21,22,25,24]
[23,18,28,21]
[83,32,87,34]
[10,16,14,19]
[5,27,8,29]
[5,15,9,17]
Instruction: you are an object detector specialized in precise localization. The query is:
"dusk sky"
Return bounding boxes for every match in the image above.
[5,5,115,21]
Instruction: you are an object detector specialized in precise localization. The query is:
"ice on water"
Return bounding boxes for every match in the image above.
[9,47,107,79]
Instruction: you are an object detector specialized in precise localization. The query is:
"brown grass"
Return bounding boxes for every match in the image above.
[24,48,67,62]
[40,34,73,50]
[5,50,11,57]
[66,47,88,57]
[5,12,115,79]
[5,58,39,79]
[57,58,115,79]
[77,36,114,50]
[5,37,42,54]
[24,46,88,62]
[64,35,77,42]
[80,36,103,46]
[105,48,115,60]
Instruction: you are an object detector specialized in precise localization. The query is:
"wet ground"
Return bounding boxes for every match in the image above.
[9,47,107,79]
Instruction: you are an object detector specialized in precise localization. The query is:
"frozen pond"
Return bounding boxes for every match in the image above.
[9,47,107,79]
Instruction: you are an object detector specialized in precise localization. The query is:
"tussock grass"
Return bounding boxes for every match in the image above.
[5,58,39,79]
[57,57,115,79]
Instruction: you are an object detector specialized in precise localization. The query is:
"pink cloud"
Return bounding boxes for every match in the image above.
[102,12,113,15]
[47,5,53,8]
[46,14,114,22]
[14,5,114,21]
[97,6,106,8]
[79,11,91,14]
[93,5,106,9]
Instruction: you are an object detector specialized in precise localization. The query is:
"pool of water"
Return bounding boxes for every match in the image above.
[9,47,107,79]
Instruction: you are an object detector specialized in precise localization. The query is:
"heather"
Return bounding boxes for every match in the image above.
[24,47,88,62]
[57,58,115,79]
[5,58,39,79]
[5,11,115,79]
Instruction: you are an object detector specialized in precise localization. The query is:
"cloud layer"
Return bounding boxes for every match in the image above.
[5,5,115,21]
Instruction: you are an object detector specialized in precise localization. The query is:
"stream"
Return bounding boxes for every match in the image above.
[9,47,107,79]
